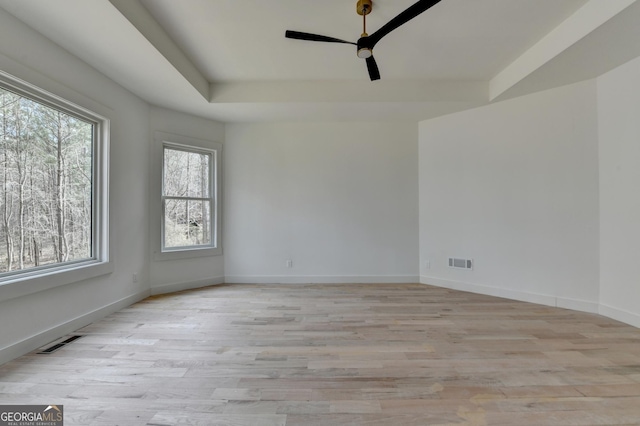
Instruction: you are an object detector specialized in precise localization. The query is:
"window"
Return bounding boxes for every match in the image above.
[0,71,109,294]
[163,146,213,250]
[155,133,221,259]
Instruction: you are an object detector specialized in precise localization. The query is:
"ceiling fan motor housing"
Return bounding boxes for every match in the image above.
[357,36,373,58]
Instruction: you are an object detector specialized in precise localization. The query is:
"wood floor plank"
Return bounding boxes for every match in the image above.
[1,283,640,425]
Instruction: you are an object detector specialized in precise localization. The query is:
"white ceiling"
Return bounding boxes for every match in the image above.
[138,0,586,81]
[0,0,638,122]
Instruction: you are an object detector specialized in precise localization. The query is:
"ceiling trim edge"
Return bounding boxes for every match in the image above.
[108,0,210,100]
[489,0,637,101]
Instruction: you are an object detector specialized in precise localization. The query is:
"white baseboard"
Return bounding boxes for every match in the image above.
[556,296,600,314]
[225,275,419,284]
[599,303,640,328]
[150,276,225,296]
[0,289,150,366]
[421,276,600,314]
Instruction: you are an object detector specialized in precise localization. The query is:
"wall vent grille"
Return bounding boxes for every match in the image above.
[448,257,473,270]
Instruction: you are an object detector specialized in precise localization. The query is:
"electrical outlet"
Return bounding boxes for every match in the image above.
[424,260,430,270]
[132,273,138,283]
[286,259,293,268]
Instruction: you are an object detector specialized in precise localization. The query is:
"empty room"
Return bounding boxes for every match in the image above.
[1,0,640,425]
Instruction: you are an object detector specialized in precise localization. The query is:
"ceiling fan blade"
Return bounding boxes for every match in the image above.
[366,56,381,81]
[285,30,356,45]
[367,0,441,48]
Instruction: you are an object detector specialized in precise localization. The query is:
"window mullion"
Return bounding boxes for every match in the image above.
[162,195,209,202]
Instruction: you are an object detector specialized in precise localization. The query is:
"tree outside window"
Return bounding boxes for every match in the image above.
[162,145,215,250]
[0,87,94,275]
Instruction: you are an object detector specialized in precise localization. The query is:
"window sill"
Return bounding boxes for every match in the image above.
[0,260,113,303]
[153,247,222,262]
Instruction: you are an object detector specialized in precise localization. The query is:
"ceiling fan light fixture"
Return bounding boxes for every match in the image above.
[357,48,372,59]
[285,0,442,80]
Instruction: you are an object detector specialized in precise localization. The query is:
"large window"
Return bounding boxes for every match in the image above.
[0,71,109,289]
[155,133,221,259]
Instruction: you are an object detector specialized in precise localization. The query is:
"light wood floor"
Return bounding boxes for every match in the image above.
[1,283,640,425]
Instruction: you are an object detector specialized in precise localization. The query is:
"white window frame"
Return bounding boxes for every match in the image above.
[153,132,222,261]
[0,71,111,303]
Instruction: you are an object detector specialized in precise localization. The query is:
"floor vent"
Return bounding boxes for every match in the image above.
[448,257,473,270]
[37,335,84,354]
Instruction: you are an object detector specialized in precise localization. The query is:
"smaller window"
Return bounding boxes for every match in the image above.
[155,133,221,259]
[162,145,214,250]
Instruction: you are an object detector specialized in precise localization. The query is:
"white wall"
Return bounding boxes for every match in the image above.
[224,122,419,283]
[148,106,225,294]
[597,55,640,327]
[419,80,601,312]
[0,9,150,363]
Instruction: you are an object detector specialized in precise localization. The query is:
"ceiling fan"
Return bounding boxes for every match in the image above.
[285,0,442,81]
